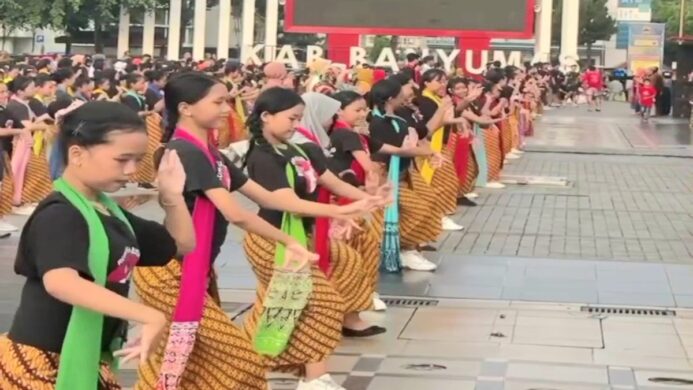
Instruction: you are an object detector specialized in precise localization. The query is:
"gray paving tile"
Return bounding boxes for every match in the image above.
[474,381,504,390]
[598,292,676,307]
[674,295,693,308]
[608,367,636,387]
[501,286,599,304]
[597,281,672,294]
[524,265,597,280]
[427,284,503,300]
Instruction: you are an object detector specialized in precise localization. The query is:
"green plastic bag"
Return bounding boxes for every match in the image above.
[254,145,313,357]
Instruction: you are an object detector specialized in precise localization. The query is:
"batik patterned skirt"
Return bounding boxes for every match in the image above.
[429,137,460,215]
[500,119,513,158]
[21,145,52,204]
[242,233,346,374]
[0,153,14,216]
[484,126,503,182]
[397,170,444,249]
[133,261,268,390]
[346,217,383,295]
[132,114,163,185]
[460,148,479,196]
[0,335,121,390]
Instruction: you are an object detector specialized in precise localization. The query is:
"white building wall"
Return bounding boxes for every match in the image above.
[0,28,65,54]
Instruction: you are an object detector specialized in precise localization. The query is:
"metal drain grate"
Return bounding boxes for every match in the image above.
[381,298,439,307]
[581,306,676,317]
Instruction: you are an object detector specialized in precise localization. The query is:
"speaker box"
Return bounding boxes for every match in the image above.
[673,44,693,118]
[672,81,693,118]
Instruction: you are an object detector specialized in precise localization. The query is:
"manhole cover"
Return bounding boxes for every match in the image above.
[649,377,693,385]
[403,363,447,371]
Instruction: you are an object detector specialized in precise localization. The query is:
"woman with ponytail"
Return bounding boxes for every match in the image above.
[0,101,195,390]
[242,86,391,390]
[368,79,446,272]
[416,69,466,229]
[133,73,374,390]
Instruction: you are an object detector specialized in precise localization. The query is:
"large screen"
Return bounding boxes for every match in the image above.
[284,0,534,38]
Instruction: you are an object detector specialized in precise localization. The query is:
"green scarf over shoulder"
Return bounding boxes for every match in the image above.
[53,178,134,390]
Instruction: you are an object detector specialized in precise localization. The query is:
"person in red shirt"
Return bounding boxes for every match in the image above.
[582,65,604,112]
[639,78,657,120]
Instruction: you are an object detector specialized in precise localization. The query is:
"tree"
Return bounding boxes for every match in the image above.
[551,0,618,61]
[652,0,692,63]
[579,0,618,60]
[0,0,45,50]
[369,35,392,62]
[652,0,692,38]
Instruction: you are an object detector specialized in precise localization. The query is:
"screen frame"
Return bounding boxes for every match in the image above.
[284,0,536,39]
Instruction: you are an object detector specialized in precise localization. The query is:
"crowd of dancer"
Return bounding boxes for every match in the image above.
[0,53,545,390]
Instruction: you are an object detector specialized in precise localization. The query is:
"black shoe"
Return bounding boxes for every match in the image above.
[418,244,438,252]
[342,326,387,338]
[457,197,477,207]
[0,233,10,239]
[138,182,156,189]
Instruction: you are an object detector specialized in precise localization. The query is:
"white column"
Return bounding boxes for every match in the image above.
[264,0,279,61]
[241,0,256,62]
[560,0,580,62]
[117,6,130,58]
[167,0,182,59]
[192,0,206,60]
[217,0,231,59]
[142,9,156,55]
[534,0,553,63]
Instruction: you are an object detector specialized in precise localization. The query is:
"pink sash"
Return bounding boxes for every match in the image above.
[156,128,229,390]
[295,127,332,276]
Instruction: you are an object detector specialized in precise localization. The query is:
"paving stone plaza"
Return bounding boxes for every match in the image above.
[1,102,692,389]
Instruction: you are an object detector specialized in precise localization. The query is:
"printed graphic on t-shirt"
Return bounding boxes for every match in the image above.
[216,160,230,187]
[108,247,141,284]
[291,156,318,193]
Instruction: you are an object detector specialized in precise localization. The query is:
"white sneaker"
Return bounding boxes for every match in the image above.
[465,192,479,199]
[485,182,506,189]
[506,153,520,160]
[12,205,36,216]
[401,250,437,271]
[373,293,387,312]
[511,148,524,154]
[297,374,345,390]
[0,220,17,233]
[442,216,464,231]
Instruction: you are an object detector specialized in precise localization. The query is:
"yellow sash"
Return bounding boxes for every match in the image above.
[420,89,444,184]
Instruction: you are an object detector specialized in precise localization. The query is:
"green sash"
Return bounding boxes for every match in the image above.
[53,178,134,390]
[254,144,313,357]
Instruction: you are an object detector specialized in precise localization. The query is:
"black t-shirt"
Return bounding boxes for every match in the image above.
[369,113,411,173]
[145,88,162,111]
[414,95,455,143]
[8,192,177,353]
[395,106,429,140]
[5,100,32,128]
[121,93,146,112]
[415,96,438,126]
[28,97,48,117]
[328,128,382,186]
[167,139,248,261]
[246,143,326,229]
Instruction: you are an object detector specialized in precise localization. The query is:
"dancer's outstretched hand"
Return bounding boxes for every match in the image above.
[283,243,319,272]
[114,311,166,364]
